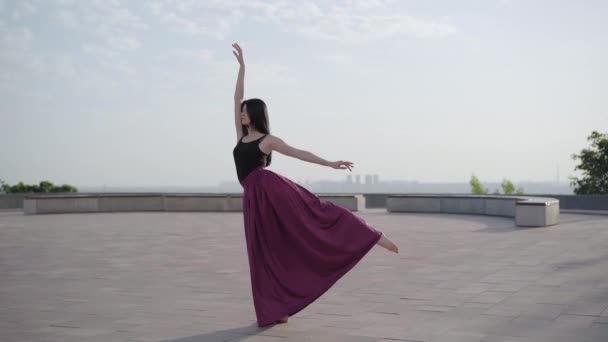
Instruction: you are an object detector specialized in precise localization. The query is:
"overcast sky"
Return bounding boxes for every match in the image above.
[1,0,606,188]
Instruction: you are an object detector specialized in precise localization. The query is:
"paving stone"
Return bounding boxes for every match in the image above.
[468,292,511,304]
[1,211,607,342]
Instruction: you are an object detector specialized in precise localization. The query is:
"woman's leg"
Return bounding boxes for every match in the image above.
[376,232,399,253]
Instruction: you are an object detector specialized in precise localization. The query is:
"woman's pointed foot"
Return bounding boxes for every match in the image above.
[276,315,288,324]
[377,232,399,254]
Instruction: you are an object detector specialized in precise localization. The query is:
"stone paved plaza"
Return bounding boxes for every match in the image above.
[1,209,608,342]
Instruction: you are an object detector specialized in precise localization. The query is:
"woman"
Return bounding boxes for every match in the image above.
[231,43,399,327]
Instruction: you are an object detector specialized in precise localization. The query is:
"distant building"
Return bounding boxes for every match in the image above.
[355,175,360,185]
[373,174,379,184]
[346,175,352,184]
[365,174,372,185]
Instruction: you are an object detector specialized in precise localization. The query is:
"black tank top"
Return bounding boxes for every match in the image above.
[233,134,269,183]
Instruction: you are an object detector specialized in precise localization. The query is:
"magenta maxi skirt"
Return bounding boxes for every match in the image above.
[240,167,382,326]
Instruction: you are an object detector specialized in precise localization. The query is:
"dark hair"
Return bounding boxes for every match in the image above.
[241,98,272,166]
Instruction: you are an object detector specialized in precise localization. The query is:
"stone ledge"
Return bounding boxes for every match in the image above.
[23,193,365,214]
[387,194,559,227]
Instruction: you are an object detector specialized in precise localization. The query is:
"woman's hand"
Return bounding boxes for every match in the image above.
[232,43,244,66]
[329,160,354,171]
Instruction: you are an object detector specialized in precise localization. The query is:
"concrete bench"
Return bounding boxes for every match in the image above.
[515,198,560,227]
[386,195,559,227]
[23,193,365,214]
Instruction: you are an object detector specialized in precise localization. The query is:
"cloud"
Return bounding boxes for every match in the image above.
[318,53,354,66]
[82,44,119,59]
[48,2,147,76]
[248,62,297,86]
[99,58,136,75]
[3,1,455,101]
[51,9,78,29]
[147,1,240,40]
[0,22,36,79]
[165,48,214,61]
[104,34,141,51]
[144,45,296,95]
[157,11,228,39]
[50,2,147,48]
[147,0,456,42]
[88,3,147,53]
[0,21,32,49]
[10,1,37,21]
[294,14,456,42]
[1,1,147,93]
[341,0,396,11]
[263,1,456,42]
[55,0,75,5]
[0,20,79,93]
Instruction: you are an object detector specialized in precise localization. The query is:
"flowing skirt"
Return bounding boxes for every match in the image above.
[241,167,382,326]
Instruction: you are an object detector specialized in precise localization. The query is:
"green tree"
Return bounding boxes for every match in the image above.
[570,131,608,194]
[11,182,30,193]
[39,180,54,192]
[515,186,525,195]
[56,184,77,193]
[0,180,78,193]
[501,179,516,195]
[470,174,488,195]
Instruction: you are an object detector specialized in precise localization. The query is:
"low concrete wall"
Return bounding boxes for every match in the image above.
[363,194,390,209]
[318,194,365,212]
[8,193,608,212]
[0,194,29,209]
[440,197,486,215]
[532,194,608,211]
[387,194,559,227]
[387,195,522,217]
[165,195,244,212]
[32,196,98,214]
[364,193,608,212]
[23,193,365,214]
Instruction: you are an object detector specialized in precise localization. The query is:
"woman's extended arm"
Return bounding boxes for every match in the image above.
[264,135,354,171]
[233,43,245,141]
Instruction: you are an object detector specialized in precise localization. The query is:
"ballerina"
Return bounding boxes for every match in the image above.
[231,43,399,327]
